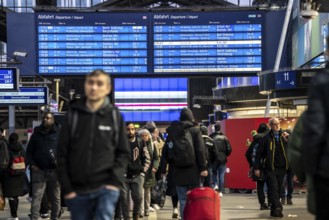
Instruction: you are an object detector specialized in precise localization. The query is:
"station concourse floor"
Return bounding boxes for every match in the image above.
[0,192,314,220]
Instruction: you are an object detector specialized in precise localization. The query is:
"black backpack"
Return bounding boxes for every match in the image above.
[0,140,9,169]
[167,122,195,168]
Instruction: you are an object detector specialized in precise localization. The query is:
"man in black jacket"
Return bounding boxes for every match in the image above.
[209,122,232,197]
[200,125,216,187]
[254,117,289,218]
[302,35,329,220]
[116,122,150,220]
[27,112,61,220]
[57,70,130,220]
[166,108,208,219]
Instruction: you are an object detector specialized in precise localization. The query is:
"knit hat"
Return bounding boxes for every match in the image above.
[200,126,208,135]
[179,108,194,122]
[144,121,156,133]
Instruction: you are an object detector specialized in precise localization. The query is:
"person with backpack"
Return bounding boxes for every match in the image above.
[57,70,130,220]
[2,132,27,220]
[245,123,270,210]
[210,122,232,197]
[26,112,61,220]
[166,108,208,219]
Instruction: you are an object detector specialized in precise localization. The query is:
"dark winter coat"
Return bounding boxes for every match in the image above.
[167,121,207,187]
[26,123,61,171]
[161,140,176,196]
[255,129,289,171]
[202,135,217,166]
[57,97,130,195]
[210,131,232,165]
[2,142,27,198]
[302,67,329,179]
[143,139,159,188]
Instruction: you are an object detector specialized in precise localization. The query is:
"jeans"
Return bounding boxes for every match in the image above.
[66,187,119,220]
[31,169,61,220]
[212,163,226,192]
[176,185,198,220]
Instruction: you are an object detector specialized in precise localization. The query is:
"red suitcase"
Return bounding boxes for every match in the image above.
[184,187,220,220]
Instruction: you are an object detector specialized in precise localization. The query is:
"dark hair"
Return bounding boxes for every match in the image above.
[0,127,3,134]
[126,122,136,127]
[9,132,19,144]
[257,123,268,133]
[214,122,221,132]
[86,69,111,85]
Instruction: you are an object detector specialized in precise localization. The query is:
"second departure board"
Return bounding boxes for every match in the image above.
[37,13,148,75]
[153,12,263,73]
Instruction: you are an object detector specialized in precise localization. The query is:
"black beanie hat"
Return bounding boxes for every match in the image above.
[180,108,194,122]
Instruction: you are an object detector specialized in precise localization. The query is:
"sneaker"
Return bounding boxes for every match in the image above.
[7,217,19,220]
[149,206,155,212]
[40,213,49,219]
[58,208,64,218]
[144,211,149,216]
[152,204,160,210]
[172,208,179,218]
[281,197,286,205]
[287,198,293,205]
[213,185,219,191]
[26,197,32,202]
[219,192,223,197]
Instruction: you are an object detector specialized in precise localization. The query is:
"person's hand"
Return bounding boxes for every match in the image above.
[200,170,208,177]
[254,169,260,177]
[105,185,119,191]
[64,192,77,199]
[152,168,157,173]
[31,165,39,171]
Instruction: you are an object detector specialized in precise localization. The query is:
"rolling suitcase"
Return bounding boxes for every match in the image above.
[184,187,220,220]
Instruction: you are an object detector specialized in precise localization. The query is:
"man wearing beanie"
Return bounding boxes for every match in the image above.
[210,122,232,197]
[165,108,208,219]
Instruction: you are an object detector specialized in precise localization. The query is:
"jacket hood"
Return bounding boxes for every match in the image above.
[69,96,114,115]
[179,108,194,122]
[166,120,195,138]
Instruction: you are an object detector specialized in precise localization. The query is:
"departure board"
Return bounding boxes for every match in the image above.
[152,12,263,73]
[0,68,19,91]
[36,13,148,75]
[0,87,48,105]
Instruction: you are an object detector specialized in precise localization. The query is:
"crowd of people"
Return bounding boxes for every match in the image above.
[1,56,329,220]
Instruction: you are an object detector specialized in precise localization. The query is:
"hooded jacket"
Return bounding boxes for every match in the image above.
[2,142,27,198]
[57,97,130,195]
[26,122,60,171]
[166,120,207,186]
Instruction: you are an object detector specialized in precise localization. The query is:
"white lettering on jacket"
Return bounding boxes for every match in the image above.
[98,125,112,131]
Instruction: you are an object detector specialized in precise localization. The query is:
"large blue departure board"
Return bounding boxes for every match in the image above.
[37,13,148,75]
[152,12,263,73]
[35,11,264,75]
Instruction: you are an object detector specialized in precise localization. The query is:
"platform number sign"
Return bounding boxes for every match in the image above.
[275,71,296,90]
